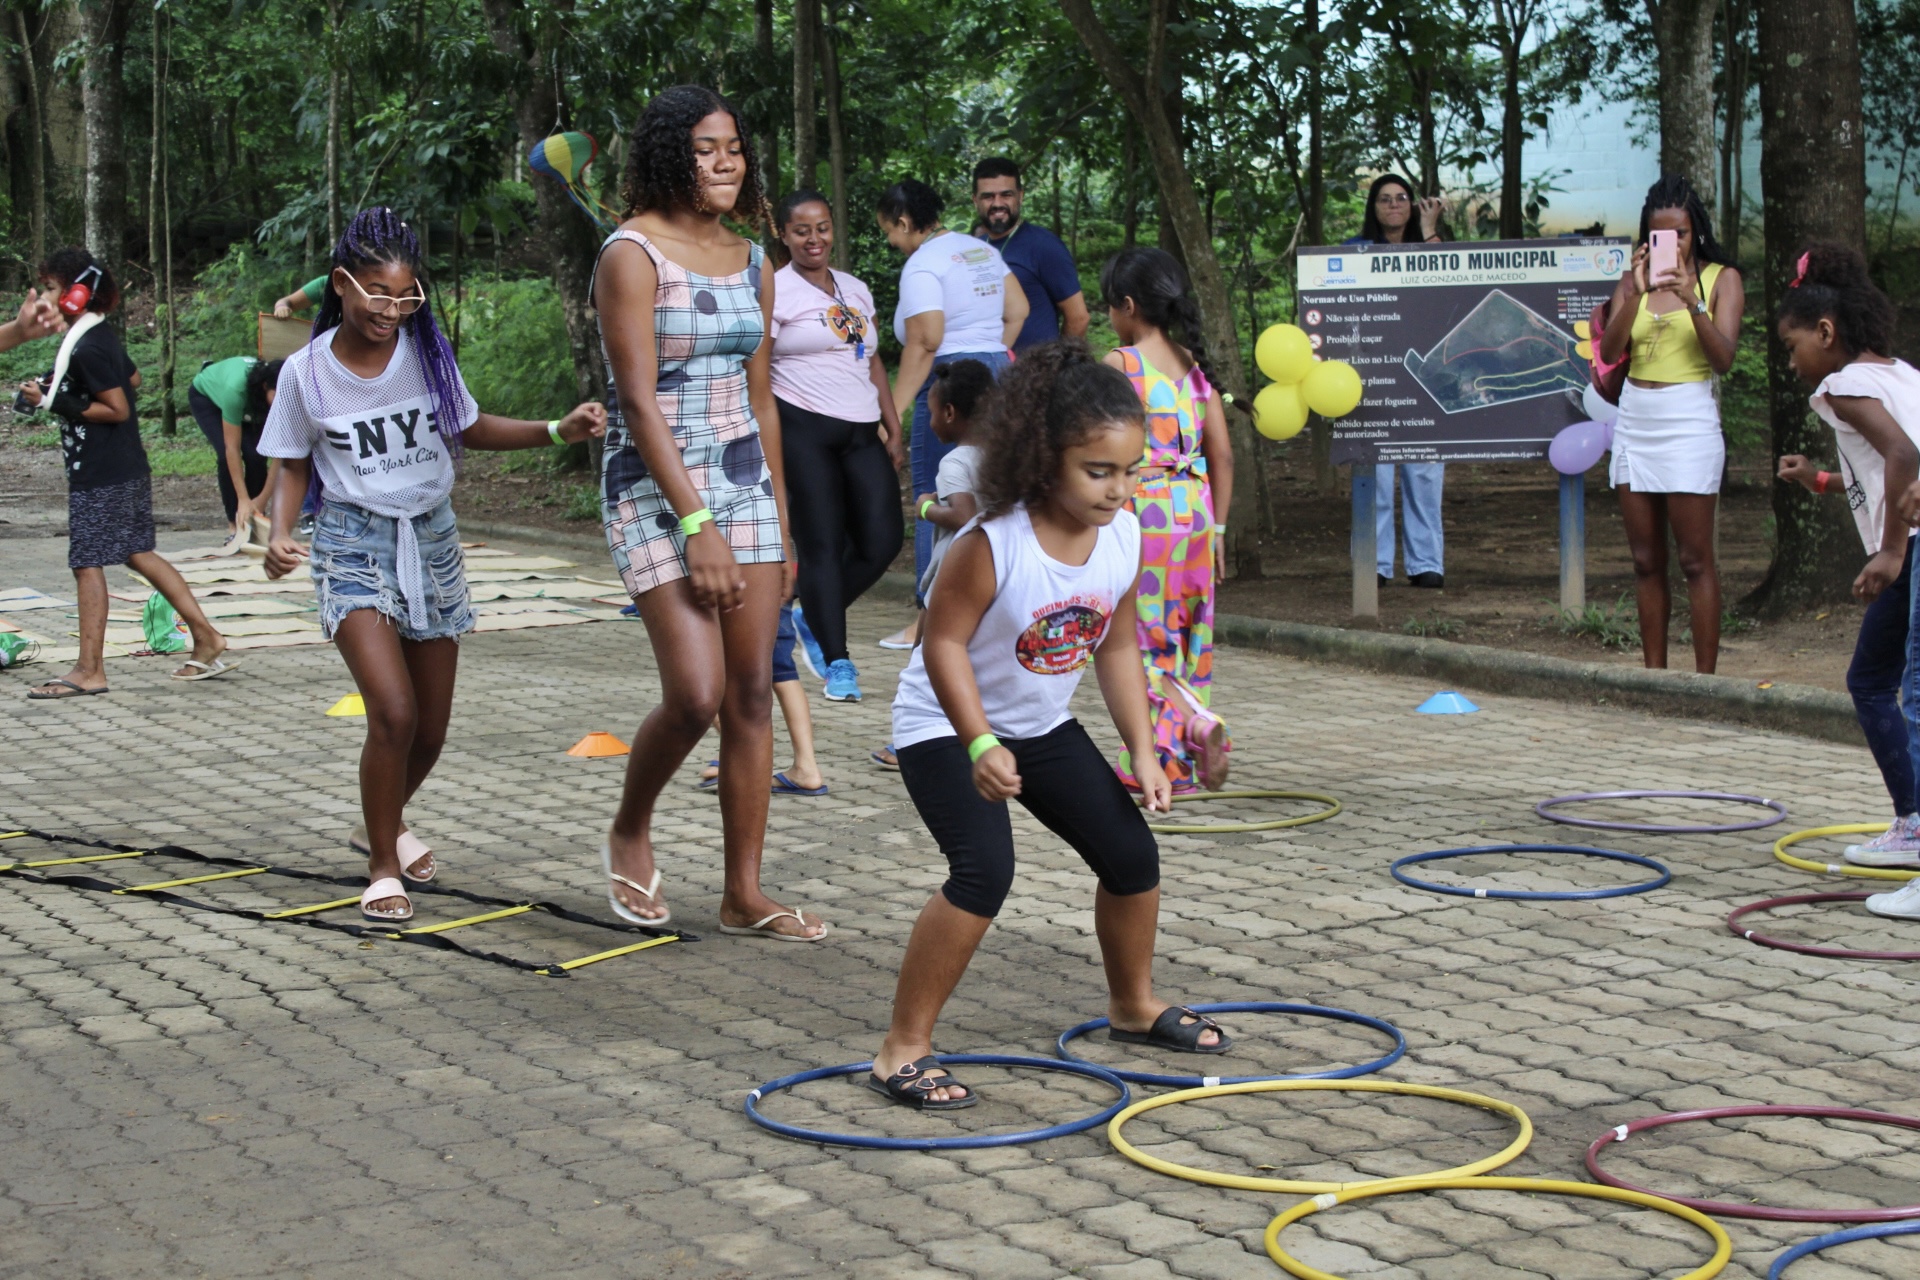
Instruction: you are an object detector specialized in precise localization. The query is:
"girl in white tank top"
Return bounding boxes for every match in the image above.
[869,343,1232,1113]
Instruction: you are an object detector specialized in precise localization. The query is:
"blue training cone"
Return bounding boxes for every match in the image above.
[1416,690,1479,715]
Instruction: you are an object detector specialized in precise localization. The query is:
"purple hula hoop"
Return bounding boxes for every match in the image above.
[1586,1106,1920,1222]
[1536,789,1788,834]
[1727,892,1920,961]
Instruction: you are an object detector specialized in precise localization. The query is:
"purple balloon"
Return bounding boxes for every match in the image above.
[1548,419,1611,476]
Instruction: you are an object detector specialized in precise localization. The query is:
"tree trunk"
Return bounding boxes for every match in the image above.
[156,11,173,435]
[146,3,160,277]
[753,0,780,201]
[14,8,46,263]
[1744,0,1868,615]
[792,0,818,192]
[1492,0,1526,239]
[481,0,606,404]
[1061,0,1262,559]
[78,0,131,276]
[1647,0,1719,204]
[1303,0,1324,246]
[325,0,342,245]
[1120,128,1139,248]
[821,1,848,269]
[1717,0,1749,250]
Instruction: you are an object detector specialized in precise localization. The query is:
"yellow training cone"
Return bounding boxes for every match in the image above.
[325,694,366,717]
[567,731,630,758]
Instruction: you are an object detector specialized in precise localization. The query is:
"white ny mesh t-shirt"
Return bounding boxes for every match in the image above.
[259,326,479,516]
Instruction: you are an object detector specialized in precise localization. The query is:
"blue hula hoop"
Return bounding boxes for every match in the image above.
[1053,1000,1408,1088]
[1769,1220,1920,1278]
[1391,844,1672,901]
[744,1053,1130,1150]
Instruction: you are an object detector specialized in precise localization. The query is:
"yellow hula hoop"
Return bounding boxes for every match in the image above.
[1144,789,1343,834]
[1263,1175,1732,1280]
[1106,1079,1532,1194]
[1773,823,1915,881]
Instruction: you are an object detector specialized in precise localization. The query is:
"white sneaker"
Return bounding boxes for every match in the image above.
[1864,880,1920,919]
[1843,815,1920,867]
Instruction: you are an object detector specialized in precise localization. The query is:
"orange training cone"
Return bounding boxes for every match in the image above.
[567,731,630,758]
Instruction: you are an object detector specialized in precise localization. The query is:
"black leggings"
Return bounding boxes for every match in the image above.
[189,386,267,524]
[897,719,1161,919]
[776,396,902,663]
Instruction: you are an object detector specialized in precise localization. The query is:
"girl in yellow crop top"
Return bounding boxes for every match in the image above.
[1595,174,1746,677]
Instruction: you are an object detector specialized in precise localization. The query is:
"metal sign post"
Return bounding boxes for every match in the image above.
[1351,466,1378,619]
[1559,471,1586,615]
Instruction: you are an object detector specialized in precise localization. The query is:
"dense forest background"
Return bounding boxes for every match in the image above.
[1,0,1912,603]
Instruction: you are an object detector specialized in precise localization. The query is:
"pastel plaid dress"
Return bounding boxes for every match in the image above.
[595,229,784,597]
[1114,346,1227,790]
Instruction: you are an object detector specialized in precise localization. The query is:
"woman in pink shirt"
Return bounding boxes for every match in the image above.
[769,189,906,703]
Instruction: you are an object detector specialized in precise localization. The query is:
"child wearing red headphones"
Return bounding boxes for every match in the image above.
[16,248,233,698]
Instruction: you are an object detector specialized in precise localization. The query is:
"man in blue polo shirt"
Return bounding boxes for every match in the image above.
[971,158,1088,351]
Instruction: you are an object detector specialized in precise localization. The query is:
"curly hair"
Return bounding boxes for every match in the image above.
[929,358,995,420]
[242,357,284,431]
[620,85,770,231]
[38,246,119,313]
[1098,246,1219,389]
[1638,172,1735,269]
[310,207,468,461]
[875,179,944,231]
[1777,241,1896,358]
[975,341,1144,517]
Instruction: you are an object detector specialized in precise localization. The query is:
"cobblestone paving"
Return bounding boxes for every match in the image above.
[3,530,1919,1279]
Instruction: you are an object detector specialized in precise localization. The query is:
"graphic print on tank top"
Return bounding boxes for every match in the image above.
[319,394,448,492]
[1015,595,1111,675]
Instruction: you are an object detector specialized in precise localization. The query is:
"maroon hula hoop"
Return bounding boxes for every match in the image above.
[1585,1106,1920,1222]
[1728,893,1920,961]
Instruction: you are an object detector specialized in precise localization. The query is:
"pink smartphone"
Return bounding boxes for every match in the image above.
[1648,230,1678,282]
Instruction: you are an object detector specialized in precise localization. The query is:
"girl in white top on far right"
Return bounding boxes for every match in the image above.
[1776,243,1920,915]
[869,340,1230,1112]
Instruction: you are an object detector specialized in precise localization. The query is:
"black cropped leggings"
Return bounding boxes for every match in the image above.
[897,719,1161,919]
[776,397,903,664]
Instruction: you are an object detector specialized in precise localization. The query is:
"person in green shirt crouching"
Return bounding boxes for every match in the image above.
[188,356,283,538]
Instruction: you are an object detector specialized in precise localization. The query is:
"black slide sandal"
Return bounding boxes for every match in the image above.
[865,1055,978,1110]
[1109,1005,1233,1055]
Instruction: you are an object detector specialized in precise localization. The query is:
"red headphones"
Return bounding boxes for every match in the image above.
[57,265,102,319]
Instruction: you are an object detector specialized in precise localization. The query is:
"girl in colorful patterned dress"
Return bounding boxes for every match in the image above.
[592,85,826,941]
[1099,248,1235,793]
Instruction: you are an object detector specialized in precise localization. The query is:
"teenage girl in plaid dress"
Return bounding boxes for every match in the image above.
[592,85,826,941]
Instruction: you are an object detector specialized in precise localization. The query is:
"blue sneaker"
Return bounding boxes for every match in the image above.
[825,658,862,702]
[791,603,827,680]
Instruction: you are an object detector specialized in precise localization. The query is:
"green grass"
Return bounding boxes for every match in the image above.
[5,415,216,476]
[1401,614,1464,639]
[1556,594,1642,651]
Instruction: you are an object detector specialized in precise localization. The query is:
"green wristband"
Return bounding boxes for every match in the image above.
[679,507,715,537]
[966,733,1002,763]
[919,497,936,520]
[547,418,563,443]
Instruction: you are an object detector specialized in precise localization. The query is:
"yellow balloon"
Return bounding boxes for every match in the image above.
[1253,382,1308,441]
[1302,359,1364,417]
[1255,324,1315,385]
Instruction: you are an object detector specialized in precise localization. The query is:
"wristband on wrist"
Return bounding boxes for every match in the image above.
[1815,471,1833,494]
[547,418,563,443]
[919,497,936,520]
[966,733,1002,763]
[679,507,715,537]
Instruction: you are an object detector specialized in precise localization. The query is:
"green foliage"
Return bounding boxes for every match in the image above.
[1556,594,1642,650]
[1402,613,1464,638]
[444,276,575,421]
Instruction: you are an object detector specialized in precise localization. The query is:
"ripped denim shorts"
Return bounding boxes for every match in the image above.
[310,498,473,642]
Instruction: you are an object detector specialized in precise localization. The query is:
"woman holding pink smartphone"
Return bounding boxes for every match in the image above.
[1597,172,1745,673]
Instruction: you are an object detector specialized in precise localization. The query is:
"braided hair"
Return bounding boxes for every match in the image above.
[620,85,771,232]
[309,207,469,460]
[975,340,1144,517]
[1777,241,1896,358]
[1637,172,1735,268]
[1098,247,1218,389]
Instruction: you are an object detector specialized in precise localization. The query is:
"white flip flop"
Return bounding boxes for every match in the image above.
[719,909,830,942]
[172,657,241,681]
[360,876,412,922]
[348,826,435,883]
[600,842,671,926]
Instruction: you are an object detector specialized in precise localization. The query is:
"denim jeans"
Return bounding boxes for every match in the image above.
[1857,534,1920,814]
[1375,462,1446,577]
[912,348,1011,601]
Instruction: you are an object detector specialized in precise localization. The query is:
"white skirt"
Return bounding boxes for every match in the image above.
[1609,379,1723,494]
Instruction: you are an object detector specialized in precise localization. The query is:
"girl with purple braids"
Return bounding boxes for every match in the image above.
[259,207,606,922]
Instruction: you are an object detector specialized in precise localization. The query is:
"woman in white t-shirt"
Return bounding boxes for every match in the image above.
[260,208,605,924]
[1775,242,1920,904]
[769,189,905,703]
[875,178,1028,645]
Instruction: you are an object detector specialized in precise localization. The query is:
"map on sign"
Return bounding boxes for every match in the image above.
[1402,290,1585,414]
